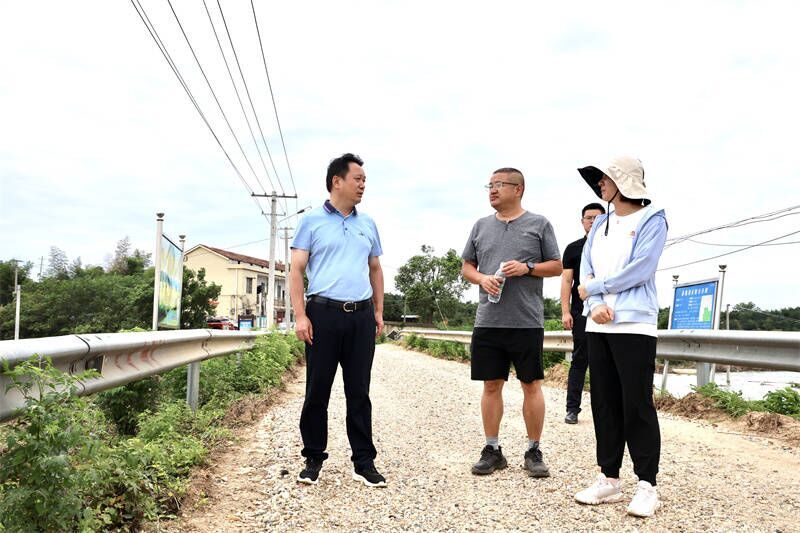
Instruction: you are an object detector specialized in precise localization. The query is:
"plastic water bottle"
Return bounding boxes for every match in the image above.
[487,262,506,304]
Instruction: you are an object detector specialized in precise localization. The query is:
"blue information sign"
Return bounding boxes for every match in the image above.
[670,279,718,330]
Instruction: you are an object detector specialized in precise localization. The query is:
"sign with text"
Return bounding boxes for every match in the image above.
[670,279,719,330]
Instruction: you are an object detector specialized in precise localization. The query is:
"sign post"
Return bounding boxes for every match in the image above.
[669,277,720,387]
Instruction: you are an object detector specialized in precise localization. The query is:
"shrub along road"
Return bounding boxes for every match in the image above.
[164,343,800,532]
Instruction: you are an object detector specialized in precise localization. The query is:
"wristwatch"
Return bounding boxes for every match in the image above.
[526,261,536,276]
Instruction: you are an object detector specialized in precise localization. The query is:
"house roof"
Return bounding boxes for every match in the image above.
[188,245,285,272]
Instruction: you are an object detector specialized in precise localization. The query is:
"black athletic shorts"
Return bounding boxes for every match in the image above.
[470,327,544,383]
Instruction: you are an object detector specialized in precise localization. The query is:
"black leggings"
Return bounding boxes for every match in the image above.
[587,333,660,485]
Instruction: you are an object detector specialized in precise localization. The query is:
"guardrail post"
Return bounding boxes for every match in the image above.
[186,362,200,412]
[697,363,712,388]
[660,359,670,394]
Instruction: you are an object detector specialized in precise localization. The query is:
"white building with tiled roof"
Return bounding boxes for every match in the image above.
[184,244,287,323]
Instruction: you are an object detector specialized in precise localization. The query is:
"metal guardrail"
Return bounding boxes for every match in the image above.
[398,328,800,372]
[0,329,259,421]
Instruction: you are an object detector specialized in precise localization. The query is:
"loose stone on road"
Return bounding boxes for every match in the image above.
[166,343,800,532]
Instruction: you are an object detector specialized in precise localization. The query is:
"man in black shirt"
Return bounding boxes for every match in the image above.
[560,202,605,424]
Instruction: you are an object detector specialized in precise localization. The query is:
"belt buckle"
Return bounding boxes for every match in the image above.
[342,301,356,312]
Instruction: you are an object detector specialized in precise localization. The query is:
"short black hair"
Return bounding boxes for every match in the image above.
[582,202,606,216]
[493,167,524,177]
[326,153,364,192]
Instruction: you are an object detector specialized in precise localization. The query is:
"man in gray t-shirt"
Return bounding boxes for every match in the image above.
[461,167,562,479]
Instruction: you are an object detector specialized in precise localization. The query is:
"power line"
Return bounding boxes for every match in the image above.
[216,0,289,215]
[200,0,274,193]
[130,0,263,214]
[665,205,800,248]
[251,0,298,208]
[165,0,271,199]
[687,237,800,247]
[737,307,800,326]
[658,228,800,271]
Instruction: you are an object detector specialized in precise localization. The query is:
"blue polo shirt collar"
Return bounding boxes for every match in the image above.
[323,199,357,217]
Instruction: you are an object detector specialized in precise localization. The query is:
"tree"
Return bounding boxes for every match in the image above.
[394,245,470,324]
[109,237,151,275]
[383,293,404,322]
[0,259,33,306]
[46,247,69,279]
[0,265,222,340]
[181,267,222,329]
[108,237,131,274]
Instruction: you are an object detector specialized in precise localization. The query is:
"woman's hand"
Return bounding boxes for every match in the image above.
[591,305,614,324]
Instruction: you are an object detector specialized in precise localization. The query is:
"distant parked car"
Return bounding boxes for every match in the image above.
[206,317,239,330]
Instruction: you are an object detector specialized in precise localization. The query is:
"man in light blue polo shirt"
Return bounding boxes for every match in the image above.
[289,153,387,488]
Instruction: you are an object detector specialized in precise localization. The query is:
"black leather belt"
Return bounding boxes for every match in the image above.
[307,295,372,313]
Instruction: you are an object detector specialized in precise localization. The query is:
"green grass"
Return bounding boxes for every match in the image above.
[694,382,800,420]
[401,333,469,361]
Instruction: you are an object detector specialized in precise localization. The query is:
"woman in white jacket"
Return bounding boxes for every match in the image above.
[573,156,668,518]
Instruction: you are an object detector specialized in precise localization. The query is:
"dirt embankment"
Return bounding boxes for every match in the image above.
[544,363,800,446]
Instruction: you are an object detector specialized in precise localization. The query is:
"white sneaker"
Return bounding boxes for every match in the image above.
[627,480,660,517]
[575,474,624,505]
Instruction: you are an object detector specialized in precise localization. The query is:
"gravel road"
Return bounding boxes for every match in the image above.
[165,343,800,532]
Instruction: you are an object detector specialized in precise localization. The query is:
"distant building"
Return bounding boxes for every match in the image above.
[184,245,287,322]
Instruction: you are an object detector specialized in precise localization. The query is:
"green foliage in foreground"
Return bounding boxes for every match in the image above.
[694,382,800,419]
[0,333,304,531]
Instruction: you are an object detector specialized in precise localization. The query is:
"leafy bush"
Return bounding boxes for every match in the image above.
[542,318,565,369]
[0,332,304,530]
[762,387,800,418]
[96,377,161,435]
[0,358,155,531]
[404,333,419,348]
[694,383,756,417]
[695,383,800,420]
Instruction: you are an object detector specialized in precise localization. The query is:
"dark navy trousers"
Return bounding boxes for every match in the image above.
[299,299,377,466]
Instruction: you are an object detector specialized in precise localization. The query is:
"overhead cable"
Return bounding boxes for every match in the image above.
[129,0,264,213]
[658,228,800,271]
[201,0,274,194]
[217,0,290,213]
[165,0,270,198]
[665,205,800,248]
[687,238,800,247]
[251,0,298,209]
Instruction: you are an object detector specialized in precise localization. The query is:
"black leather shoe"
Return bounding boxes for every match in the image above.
[565,411,579,424]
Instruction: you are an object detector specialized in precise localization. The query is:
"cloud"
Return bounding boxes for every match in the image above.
[2,0,799,314]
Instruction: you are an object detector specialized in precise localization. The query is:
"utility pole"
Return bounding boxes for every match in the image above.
[12,259,21,340]
[252,191,297,327]
[38,256,44,280]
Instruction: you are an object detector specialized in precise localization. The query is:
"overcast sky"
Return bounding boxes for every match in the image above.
[2,1,799,314]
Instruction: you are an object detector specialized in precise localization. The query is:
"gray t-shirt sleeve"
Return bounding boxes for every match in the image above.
[540,221,561,262]
[462,223,478,263]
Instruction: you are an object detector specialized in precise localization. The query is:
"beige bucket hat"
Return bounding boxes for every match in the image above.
[577,156,650,206]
